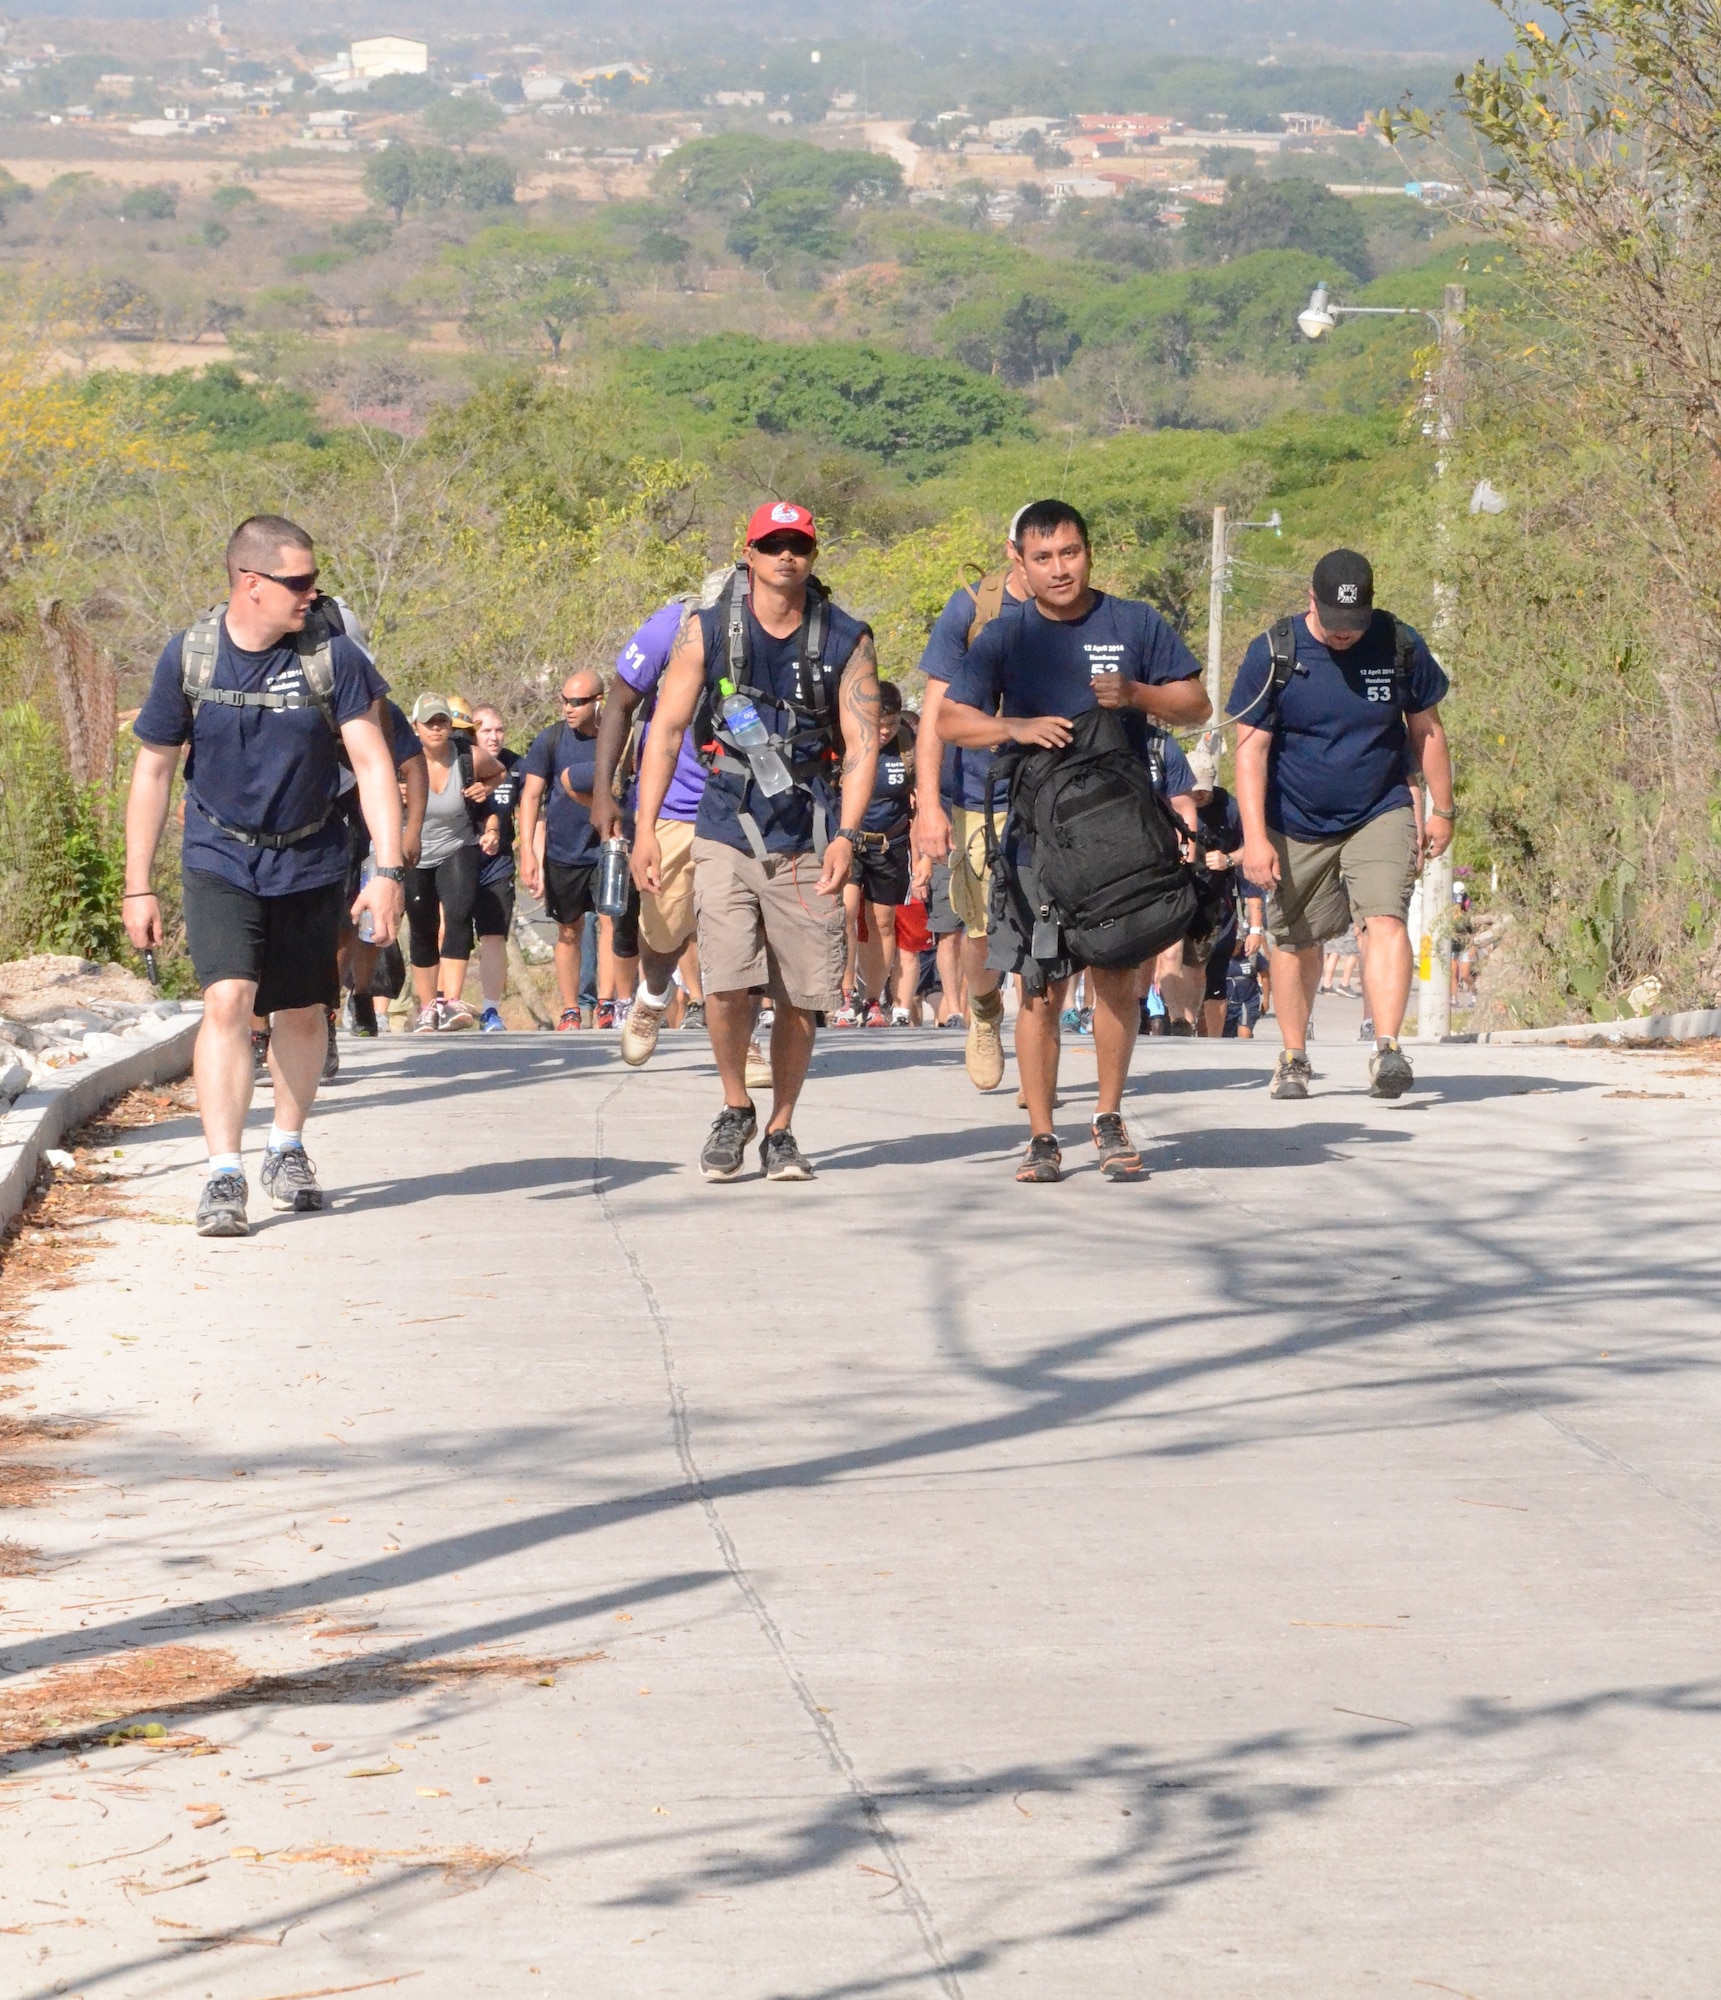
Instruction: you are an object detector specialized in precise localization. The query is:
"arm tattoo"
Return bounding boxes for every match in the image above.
[674,603,701,652]
[838,635,882,775]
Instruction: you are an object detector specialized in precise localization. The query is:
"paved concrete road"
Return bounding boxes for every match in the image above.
[3,1025,1720,1999]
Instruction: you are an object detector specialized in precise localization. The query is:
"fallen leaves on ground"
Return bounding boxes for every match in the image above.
[0,1642,603,1756]
[0,1536,42,1573]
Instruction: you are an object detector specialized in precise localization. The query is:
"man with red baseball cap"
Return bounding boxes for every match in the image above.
[633,501,883,1181]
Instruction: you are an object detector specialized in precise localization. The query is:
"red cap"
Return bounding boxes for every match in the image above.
[745,500,818,546]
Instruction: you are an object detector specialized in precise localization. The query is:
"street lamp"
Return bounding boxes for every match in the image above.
[1297,283,1446,342]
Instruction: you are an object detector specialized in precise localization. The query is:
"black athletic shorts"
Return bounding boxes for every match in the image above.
[542,858,640,957]
[473,875,515,941]
[182,869,344,1016]
[1204,922,1238,1002]
[850,831,911,907]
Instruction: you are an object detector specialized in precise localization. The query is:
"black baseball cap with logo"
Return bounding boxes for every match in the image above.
[1311,548,1376,635]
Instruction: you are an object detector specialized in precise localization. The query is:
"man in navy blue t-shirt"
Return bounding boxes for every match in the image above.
[912,508,1030,1094]
[1227,548,1454,1103]
[516,667,607,1031]
[123,513,405,1237]
[942,498,1210,1185]
[632,500,882,1183]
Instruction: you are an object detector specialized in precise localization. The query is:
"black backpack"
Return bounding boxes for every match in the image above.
[987,709,1200,987]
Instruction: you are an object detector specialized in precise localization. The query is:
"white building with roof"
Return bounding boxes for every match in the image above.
[350,36,428,80]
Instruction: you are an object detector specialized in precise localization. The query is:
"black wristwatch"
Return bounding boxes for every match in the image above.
[835,828,863,845]
[374,864,406,883]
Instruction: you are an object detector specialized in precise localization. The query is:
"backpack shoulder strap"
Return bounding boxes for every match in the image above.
[723,565,750,689]
[965,569,1008,645]
[295,614,339,735]
[178,608,225,706]
[1387,613,1418,710]
[1268,617,1298,694]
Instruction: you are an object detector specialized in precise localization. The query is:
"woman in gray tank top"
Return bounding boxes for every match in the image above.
[405,693,483,1031]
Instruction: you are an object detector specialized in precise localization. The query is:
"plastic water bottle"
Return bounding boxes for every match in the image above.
[357,855,376,943]
[596,836,631,919]
[719,684,794,797]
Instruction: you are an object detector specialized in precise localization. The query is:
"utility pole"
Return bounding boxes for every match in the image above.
[1415,282,1465,1045]
[1206,504,1227,740]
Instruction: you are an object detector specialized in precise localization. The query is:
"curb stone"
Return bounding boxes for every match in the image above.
[0,1008,203,1231]
[1457,1006,1721,1047]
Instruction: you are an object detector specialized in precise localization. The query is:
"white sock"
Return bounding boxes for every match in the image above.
[267,1126,303,1154]
[639,980,673,1010]
[207,1152,242,1179]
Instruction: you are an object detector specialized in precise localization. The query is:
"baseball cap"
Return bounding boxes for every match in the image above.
[746,500,817,546]
[411,692,453,724]
[1008,503,1034,545]
[1311,549,1375,634]
[1187,745,1219,792]
[445,693,475,732]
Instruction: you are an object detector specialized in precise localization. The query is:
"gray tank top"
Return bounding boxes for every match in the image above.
[418,752,477,868]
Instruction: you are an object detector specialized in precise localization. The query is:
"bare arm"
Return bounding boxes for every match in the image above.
[819,633,883,896]
[1406,706,1454,858]
[398,749,427,869]
[938,699,1073,753]
[342,709,406,946]
[517,773,548,893]
[631,612,707,894]
[1233,723,1277,890]
[121,740,182,950]
[914,676,952,861]
[1093,673,1212,727]
[591,678,644,842]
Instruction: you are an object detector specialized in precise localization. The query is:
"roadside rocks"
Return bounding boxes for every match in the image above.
[0,956,189,1104]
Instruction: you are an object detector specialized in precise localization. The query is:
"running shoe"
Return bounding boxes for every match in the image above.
[939,1015,966,1030]
[761,1128,814,1181]
[260,1146,323,1213]
[1358,1015,1375,1041]
[480,1005,506,1034]
[1092,1112,1143,1181]
[1016,1086,1065,1110]
[1059,1006,1081,1033]
[890,1007,911,1027]
[965,991,1005,1091]
[195,1169,249,1238]
[350,993,378,1038]
[439,999,477,1032]
[320,1006,340,1082]
[251,1027,271,1078]
[832,1001,858,1028]
[556,1007,582,1032]
[596,1000,617,1029]
[411,1003,440,1035]
[1368,1039,1415,1100]
[1079,1008,1095,1036]
[864,1000,888,1028]
[621,999,665,1067]
[1015,1133,1063,1184]
[700,1101,757,1182]
[681,999,706,1031]
[744,1038,772,1091]
[1269,1050,1312,1100]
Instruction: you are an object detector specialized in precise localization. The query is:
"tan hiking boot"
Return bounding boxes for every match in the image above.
[966,990,1005,1092]
[620,998,665,1068]
[744,1038,772,1091]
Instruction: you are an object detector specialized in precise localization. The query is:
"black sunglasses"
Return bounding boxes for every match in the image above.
[751,534,815,557]
[561,692,598,707]
[244,567,320,594]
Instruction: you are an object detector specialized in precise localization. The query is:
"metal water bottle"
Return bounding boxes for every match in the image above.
[596,835,631,919]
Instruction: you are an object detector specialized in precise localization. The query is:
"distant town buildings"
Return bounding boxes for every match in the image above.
[350,37,429,80]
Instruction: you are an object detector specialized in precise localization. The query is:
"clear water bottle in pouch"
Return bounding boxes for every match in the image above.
[596,836,631,919]
[718,681,794,797]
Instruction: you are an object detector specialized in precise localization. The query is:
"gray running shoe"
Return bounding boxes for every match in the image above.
[1369,1039,1415,1100]
[195,1169,249,1238]
[700,1102,757,1182]
[438,998,477,1032]
[1015,1133,1063,1184]
[250,1028,271,1081]
[681,999,706,1031]
[1269,1050,1313,1100]
[320,1007,340,1083]
[260,1146,323,1213]
[411,1002,440,1034]
[761,1128,814,1181]
[1091,1112,1143,1181]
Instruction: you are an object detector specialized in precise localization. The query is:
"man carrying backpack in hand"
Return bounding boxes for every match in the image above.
[940,500,1210,1184]
[1226,549,1453,1102]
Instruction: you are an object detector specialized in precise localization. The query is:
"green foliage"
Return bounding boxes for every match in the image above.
[330,214,395,256]
[448,226,619,358]
[1185,176,1372,280]
[726,187,847,271]
[625,335,1031,477]
[119,183,179,224]
[421,94,505,146]
[210,183,259,212]
[663,133,903,213]
[943,292,1080,385]
[362,144,515,221]
[0,702,125,965]
[0,166,33,225]
[135,365,325,452]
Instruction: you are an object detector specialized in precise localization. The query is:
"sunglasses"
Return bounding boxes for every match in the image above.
[245,568,320,594]
[561,693,597,707]
[751,535,815,557]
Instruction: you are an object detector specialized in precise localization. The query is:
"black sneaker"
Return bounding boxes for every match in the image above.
[350,992,378,1037]
[761,1129,814,1181]
[1369,1040,1415,1100]
[1091,1112,1143,1181]
[320,1007,340,1083]
[699,1102,757,1182]
[195,1170,249,1238]
[1015,1133,1063,1183]
[1269,1051,1312,1100]
[260,1145,323,1213]
[250,1027,271,1081]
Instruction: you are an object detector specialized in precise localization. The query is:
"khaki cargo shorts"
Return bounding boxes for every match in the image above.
[1267,805,1419,952]
[692,836,847,1014]
[638,816,697,958]
[948,805,993,942]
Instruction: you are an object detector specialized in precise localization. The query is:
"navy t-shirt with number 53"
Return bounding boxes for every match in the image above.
[1225,611,1448,841]
[133,616,388,898]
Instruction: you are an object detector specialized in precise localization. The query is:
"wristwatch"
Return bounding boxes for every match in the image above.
[1429,805,1458,823]
[374,864,407,883]
[835,828,864,845]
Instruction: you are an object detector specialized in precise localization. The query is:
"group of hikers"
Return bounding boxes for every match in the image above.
[120,497,1454,1233]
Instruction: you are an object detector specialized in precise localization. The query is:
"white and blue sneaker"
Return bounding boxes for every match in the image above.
[480,1006,505,1033]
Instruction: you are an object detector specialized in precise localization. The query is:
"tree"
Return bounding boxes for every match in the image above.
[726,187,846,270]
[363,147,416,222]
[362,144,515,220]
[423,94,504,147]
[662,133,902,214]
[462,249,609,357]
[1184,176,1372,280]
[119,183,178,223]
